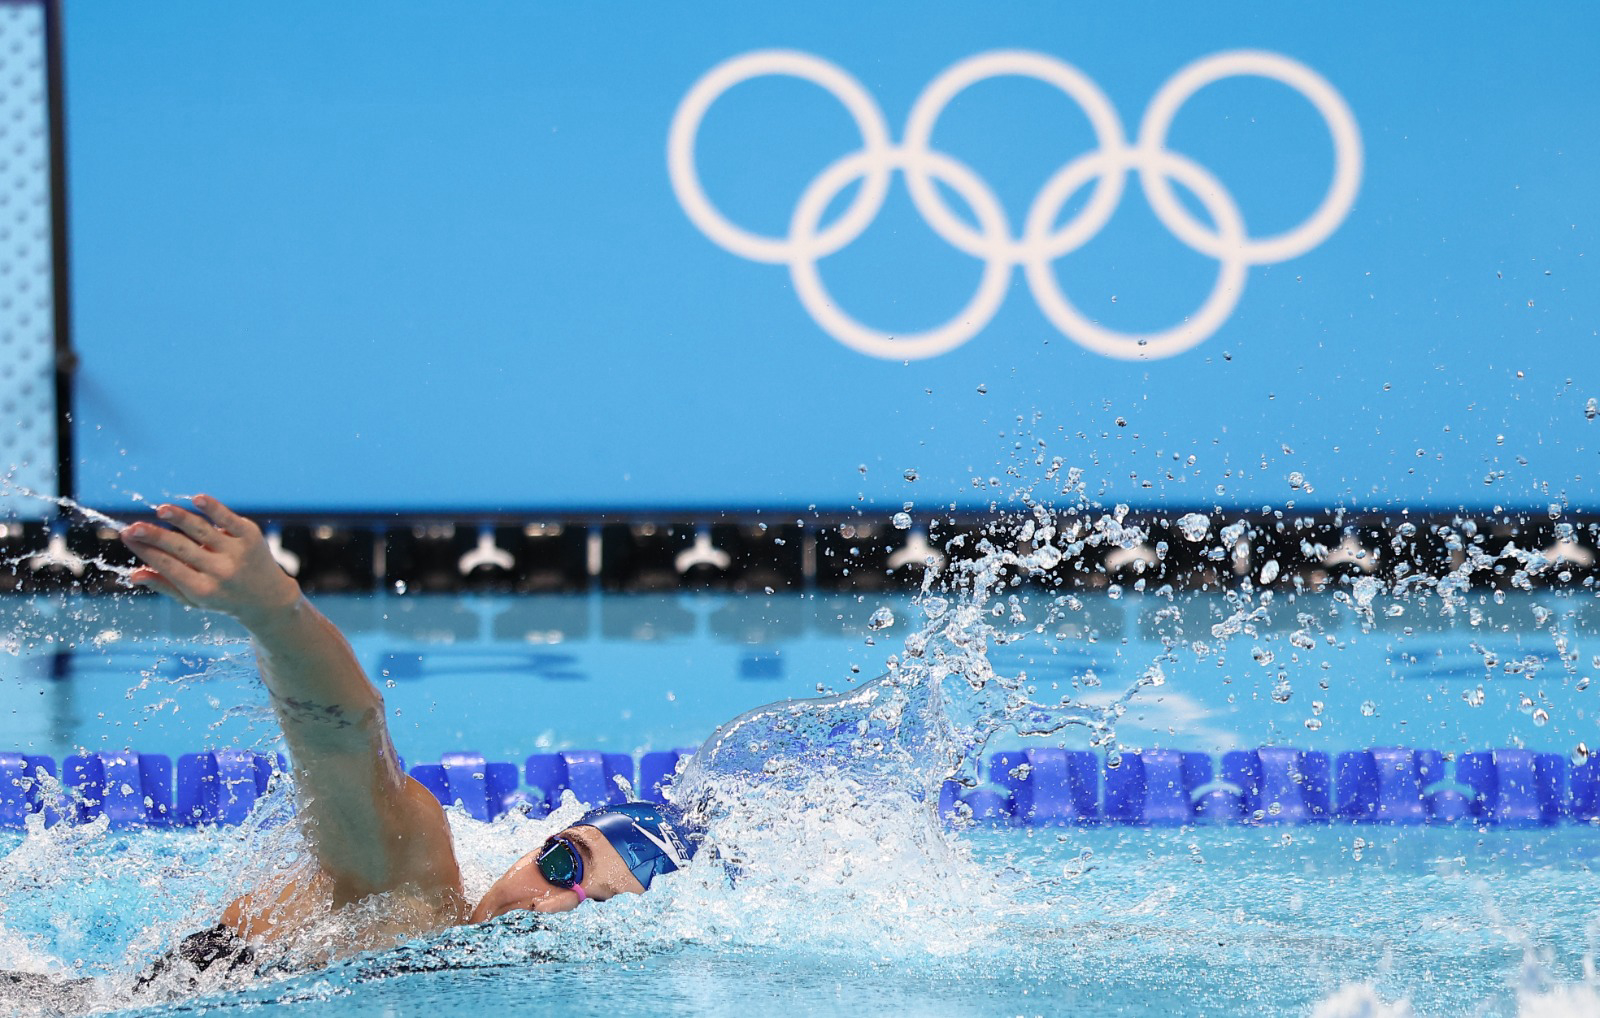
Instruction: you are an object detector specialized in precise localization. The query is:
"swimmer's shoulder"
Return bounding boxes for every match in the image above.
[223,860,469,952]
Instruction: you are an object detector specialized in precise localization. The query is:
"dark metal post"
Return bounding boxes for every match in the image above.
[42,0,75,503]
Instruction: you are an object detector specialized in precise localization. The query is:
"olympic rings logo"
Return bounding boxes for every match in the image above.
[667,49,1362,361]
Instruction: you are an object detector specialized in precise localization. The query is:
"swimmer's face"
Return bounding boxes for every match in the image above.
[469,823,647,923]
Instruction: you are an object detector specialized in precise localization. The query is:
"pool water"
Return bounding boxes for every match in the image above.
[1,589,1592,763]
[1,588,1598,1016]
[2,819,1597,1016]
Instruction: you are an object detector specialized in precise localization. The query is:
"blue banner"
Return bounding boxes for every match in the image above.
[0,2,58,520]
[62,1,1600,512]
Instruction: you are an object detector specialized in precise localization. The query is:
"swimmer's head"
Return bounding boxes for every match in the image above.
[470,799,701,923]
[565,801,699,890]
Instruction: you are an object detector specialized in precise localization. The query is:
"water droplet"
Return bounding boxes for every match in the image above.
[1176,512,1210,542]
[902,468,919,482]
[1259,559,1281,585]
[1270,678,1292,703]
[891,511,912,530]
[1352,576,1382,608]
[1115,416,1127,428]
[975,383,988,395]
[1533,708,1550,727]
[1288,471,1306,490]
[1360,700,1377,717]
[1463,687,1486,707]
[903,632,928,658]
[1304,717,1323,731]
[866,606,895,631]
[1572,743,1590,765]
[1585,397,1598,421]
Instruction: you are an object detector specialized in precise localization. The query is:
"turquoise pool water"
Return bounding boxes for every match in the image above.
[2,819,1597,1016]
[2,590,1592,763]
[1,589,1597,1016]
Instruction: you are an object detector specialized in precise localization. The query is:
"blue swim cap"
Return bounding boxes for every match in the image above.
[575,801,700,890]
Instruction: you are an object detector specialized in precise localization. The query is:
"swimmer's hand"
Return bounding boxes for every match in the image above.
[120,495,302,629]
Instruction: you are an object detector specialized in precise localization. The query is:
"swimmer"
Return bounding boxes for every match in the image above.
[12,495,699,1000]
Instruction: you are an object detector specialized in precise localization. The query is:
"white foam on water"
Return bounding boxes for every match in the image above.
[1311,983,1413,1018]
[0,926,64,978]
[1519,981,1600,1018]
[1310,965,1600,1018]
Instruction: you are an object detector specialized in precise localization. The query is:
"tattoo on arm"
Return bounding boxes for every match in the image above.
[271,693,355,729]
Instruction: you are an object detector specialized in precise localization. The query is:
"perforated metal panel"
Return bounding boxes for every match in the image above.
[0,2,57,520]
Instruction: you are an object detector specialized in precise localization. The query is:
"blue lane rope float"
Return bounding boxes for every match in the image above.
[0,746,1595,831]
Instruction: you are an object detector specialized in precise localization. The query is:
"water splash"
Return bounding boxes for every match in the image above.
[0,482,135,532]
[670,502,1169,938]
[0,484,146,589]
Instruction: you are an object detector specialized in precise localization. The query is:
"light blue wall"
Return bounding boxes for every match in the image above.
[0,3,58,521]
[62,1,1600,513]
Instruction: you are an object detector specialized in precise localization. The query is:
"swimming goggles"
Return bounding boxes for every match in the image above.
[535,835,587,901]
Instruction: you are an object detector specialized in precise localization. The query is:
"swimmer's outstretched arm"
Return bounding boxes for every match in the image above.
[121,496,465,924]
